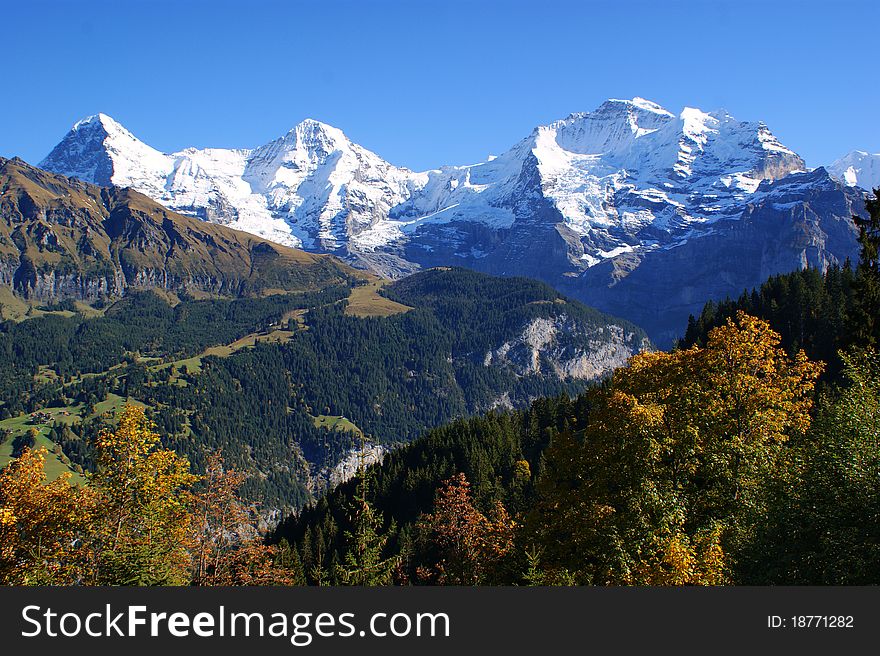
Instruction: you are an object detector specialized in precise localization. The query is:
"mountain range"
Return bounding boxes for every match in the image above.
[39,99,872,344]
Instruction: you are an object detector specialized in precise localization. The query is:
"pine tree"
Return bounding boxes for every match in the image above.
[336,442,398,585]
[851,191,880,346]
[274,539,307,586]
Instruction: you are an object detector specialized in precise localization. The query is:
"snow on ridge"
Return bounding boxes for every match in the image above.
[829,150,880,191]
[40,99,810,258]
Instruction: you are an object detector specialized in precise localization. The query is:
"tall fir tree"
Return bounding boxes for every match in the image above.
[851,190,880,346]
[336,441,398,585]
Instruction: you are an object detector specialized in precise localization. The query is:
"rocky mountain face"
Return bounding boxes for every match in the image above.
[383,267,651,389]
[39,99,867,345]
[571,168,866,343]
[0,157,358,302]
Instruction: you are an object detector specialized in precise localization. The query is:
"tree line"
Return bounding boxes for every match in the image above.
[1,270,623,511]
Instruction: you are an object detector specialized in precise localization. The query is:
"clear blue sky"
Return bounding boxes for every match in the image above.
[3,0,878,170]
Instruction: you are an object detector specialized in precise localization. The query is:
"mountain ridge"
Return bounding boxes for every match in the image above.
[38,99,867,344]
[0,156,361,302]
[40,98,812,258]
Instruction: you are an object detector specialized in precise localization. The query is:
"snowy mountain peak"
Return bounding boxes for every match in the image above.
[38,98,813,266]
[40,113,168,190]
[274,118,351,154]
[607,96,675,117]
[72,112,124,134]
[545,98,674,158]
[829,150,880,190]
[293,117,346,138]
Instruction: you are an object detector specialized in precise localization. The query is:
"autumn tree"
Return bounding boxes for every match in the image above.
[90,405,197,585]
[191,451,249,584]
[191,452,301,586]
[529,313,822,585]
[0,447,95,585]
[416,473,515,585]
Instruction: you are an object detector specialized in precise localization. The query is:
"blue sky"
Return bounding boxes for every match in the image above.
[3,0,877,170]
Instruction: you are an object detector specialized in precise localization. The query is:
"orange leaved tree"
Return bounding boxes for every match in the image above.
[0,447,95,585]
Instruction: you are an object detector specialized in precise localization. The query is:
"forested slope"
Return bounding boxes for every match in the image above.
[0,268,647,511]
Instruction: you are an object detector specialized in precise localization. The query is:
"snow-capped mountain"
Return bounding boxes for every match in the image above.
[40,98,807,261]
[40,99,865,344]
[829,150,880,191]
[39,113,419,249]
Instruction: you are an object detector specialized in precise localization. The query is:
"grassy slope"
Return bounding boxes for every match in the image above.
[344,281,412,318]
[0,393,143,483]
[311,414,363,436]
[0,157,365,304]
[149,328,297,378]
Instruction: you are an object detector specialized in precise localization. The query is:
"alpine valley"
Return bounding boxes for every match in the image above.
[41,98,871,345]
[0,156,648,512]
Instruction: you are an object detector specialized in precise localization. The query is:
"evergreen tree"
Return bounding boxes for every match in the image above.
[336,446,398,585]
[274,539,307,586]
[851,191,880,346]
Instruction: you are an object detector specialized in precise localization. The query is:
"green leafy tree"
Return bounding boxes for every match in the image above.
[745,350,880,583]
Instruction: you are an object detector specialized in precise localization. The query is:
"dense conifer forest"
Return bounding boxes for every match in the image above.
[0,269,639,510]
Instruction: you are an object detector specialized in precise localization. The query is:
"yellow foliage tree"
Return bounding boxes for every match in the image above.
[0,447,95,585]
[530,312,822,585]
[90,405,197,585]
